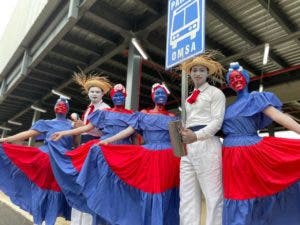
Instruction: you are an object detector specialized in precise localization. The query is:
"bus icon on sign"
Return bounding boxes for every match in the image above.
[170,0,200,49]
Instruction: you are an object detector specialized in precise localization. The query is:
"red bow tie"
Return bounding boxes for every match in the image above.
[187,89,200,104]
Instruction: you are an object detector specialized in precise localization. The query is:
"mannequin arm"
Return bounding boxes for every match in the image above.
[263,106,300,134]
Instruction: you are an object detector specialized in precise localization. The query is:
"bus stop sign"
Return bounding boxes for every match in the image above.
[165,0,205,69]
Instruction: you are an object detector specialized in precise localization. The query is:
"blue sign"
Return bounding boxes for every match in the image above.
[165,0,205,69]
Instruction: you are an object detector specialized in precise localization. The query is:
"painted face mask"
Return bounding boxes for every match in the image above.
[153,87,168,105]
[54,100,69,115]
[88,86,103,104]
[190,65,208,87]
[229,70,247,92]
[112,91,126,106]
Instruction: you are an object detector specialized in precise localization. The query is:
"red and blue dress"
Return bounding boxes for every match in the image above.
[0,119,72,225]
[222,91,300,225]
[0,109,181,225]
[75,111,180,225]
[46,109,136,224]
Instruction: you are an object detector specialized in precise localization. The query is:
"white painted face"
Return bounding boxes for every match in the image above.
[88,86,103,104]
[190,65,208,88]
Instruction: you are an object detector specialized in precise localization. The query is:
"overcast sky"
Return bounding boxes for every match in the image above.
[0,0,19,39]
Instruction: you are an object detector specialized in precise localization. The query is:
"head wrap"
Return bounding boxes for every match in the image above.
[151,83,170,100]
[55,97,69,109]
[110,84,127,98]
[226,62,250,84]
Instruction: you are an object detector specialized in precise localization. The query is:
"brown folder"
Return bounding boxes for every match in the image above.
[168,120,187,157]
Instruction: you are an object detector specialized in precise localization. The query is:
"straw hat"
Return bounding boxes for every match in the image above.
[73,71,112,94]
[181,52,225,79]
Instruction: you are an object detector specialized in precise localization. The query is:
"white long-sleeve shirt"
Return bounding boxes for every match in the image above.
[185,82,225,141]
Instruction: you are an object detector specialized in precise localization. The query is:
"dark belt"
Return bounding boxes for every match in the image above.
[187,125,223,137]
[187,125,206,132]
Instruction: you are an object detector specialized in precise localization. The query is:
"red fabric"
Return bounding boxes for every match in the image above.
[141,108,175,116]
[186,89,200,104]
[101,144,180,193]
[82,105,95,124]
[105,107,133,114]
[65,139,99,172]
[2,143,61,191]
[223,137,300,200]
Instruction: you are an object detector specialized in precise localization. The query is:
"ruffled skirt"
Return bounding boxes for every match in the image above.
[0,143,70,225]
[223,136,300,225]
[75,143,180,225]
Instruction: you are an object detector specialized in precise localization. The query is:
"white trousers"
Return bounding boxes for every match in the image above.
[179,136,223,225]
[71,208,93,225]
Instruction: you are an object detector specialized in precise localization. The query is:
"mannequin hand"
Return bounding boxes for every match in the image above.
[181,128,197,144]
[98,139,110,145]
[0,138,8,143]
[73,119,84,128]
[51,132,65,141]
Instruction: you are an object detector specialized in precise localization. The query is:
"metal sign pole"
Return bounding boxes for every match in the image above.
[181,70,188,124]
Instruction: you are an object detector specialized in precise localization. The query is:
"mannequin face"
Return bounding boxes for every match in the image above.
[54,101,68,115]
[229,71,247,92]
[112,92,125,106]
[153,87,168,105]
[190,65,208,88]
[88,86,103,104]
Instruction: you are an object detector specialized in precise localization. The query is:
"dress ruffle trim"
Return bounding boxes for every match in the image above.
[0,144,70,225]
[223,137,300,199]
[76,145,180,225]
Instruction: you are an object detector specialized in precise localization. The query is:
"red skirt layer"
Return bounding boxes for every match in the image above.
[223,136,300,200]
[67,143,180,193]
[2,142,60,191]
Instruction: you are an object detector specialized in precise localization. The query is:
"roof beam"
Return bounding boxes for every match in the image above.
[221,30,300,64]
[31,68,66,80]
[206,36,260,75]
[257,0,297,33]
[207,1,288,68]
[257,0,300,47]
[136,14,166,36]
[83,11,130,37]
[134,0,160,15]
[73,24,118,46]
[61,37,101,56]
[49,49,87,67]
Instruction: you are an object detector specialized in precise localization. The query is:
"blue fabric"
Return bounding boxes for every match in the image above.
[136,113,178,150]
[223,182,300,225]
[0,118,73,225]
[77,145,179,225]
[31,119,73,153]
[223,92,282,147]
[88,110,138,144]
[222,91,300,225]
[77,113,180,225]
[47,110,139,224]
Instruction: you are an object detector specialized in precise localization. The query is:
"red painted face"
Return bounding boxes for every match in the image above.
[54,101,68,114]
[229,71,247,91]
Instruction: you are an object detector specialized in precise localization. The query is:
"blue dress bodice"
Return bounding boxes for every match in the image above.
[31,119,73,153]
[136,113,178,150]
[88,110,136,144]
[222,91,282,147]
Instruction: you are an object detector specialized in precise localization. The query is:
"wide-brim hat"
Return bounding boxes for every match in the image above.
[181,52,225,79]
[73,72,112,94]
